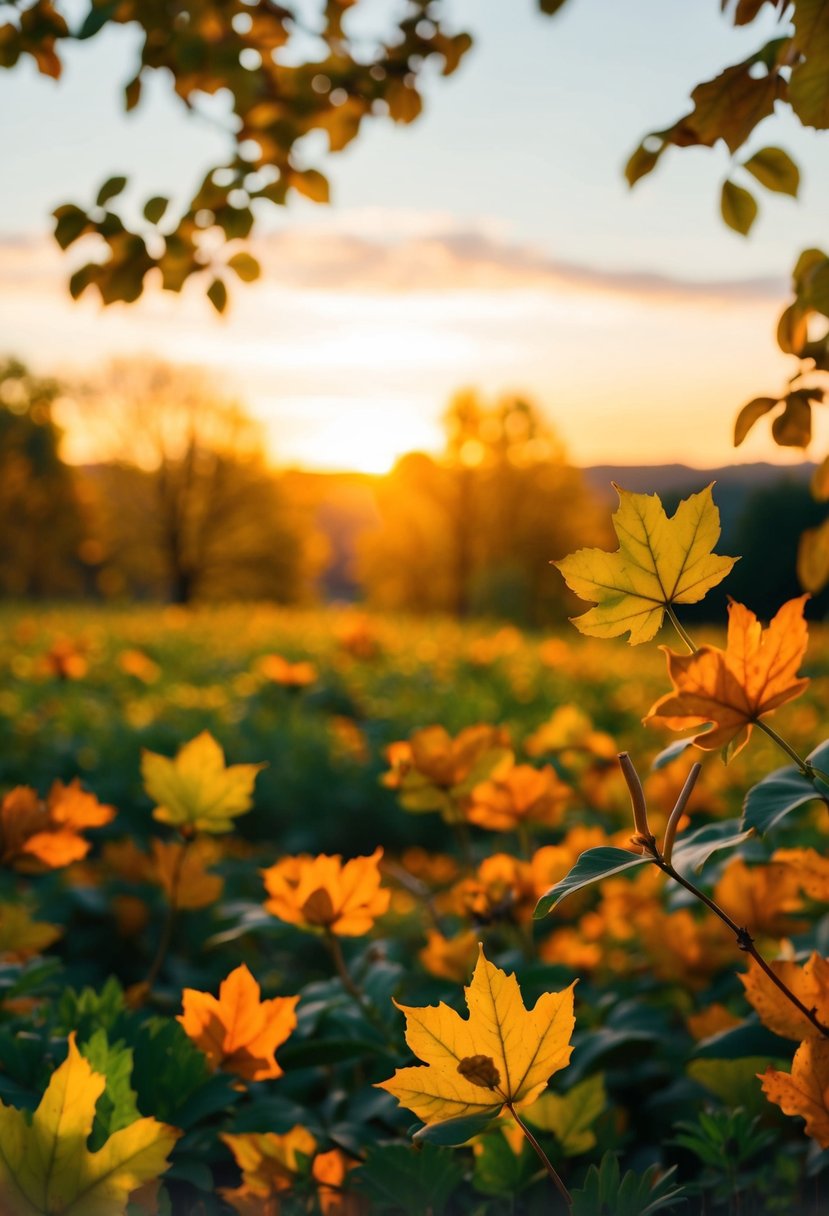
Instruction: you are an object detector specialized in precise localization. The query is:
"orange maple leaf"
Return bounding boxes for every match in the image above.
[645,596,810,756]
[0,779,115,871]
[740,952,829,1040]
[762,1039,829,1148]
[178,963,298,1081]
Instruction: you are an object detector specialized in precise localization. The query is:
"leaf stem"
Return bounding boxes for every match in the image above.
[753,719,812,776]
[665,604,697,653]
[325,928,366,1002]
[143,837,190,994]
[507,1102,572,1211]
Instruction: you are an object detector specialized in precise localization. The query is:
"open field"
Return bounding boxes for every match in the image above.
[2,603,829,1213]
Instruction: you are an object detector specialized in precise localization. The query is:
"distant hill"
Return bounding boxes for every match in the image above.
[583,462,815,544]
[291,460,818,603]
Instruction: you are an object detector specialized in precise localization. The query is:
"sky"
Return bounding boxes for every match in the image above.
[2,0,827,473]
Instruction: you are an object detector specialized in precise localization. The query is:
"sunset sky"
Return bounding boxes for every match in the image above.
[3,0,828,473]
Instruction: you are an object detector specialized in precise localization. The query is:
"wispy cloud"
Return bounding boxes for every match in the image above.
[0,213,805,473]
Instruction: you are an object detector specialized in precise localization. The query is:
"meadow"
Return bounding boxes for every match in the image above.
[3,593,829,1214]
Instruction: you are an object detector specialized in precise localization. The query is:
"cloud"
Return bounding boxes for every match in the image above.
[0,217,785,306]
[249,222,785,303]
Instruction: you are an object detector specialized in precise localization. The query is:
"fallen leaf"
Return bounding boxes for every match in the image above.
[554,484,735,644]
[645,596,810,756]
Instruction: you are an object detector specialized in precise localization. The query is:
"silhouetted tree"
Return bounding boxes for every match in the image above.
[358,390,608,624]
[0,359,85,597]
[71,360,318,604]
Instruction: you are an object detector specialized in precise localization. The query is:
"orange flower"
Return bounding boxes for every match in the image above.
[262,848,390,936]
[221,1126,316,1214]
[220,1130,365,1216]
[466,763,569,832]
[0,779,115,871]
[419,929,480,981]
[313,1148,367,1216]
[178,963,298,1082]
[41,638,88,680]
[118,648,161,684]
[258,654,317,688]
[335,613,382,660]
[453,853,536,924]
[382,724,512,822]
[151,838,224,910]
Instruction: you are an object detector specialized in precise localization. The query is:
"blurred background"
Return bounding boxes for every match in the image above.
[2,0,827,623]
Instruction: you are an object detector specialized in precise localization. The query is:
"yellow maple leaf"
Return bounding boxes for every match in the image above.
[645,596,810,756]
[0,1033,179,1215]
[377,945,575,1126]
[141,732,264,834]
[178,963,298,1082]
[762,1039,829,1148]
[554,483,735,644]
[0,903,61,961]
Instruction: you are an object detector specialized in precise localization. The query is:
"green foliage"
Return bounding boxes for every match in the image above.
[741,741,829,834]
[357,1143,464,1214]
[571,1153,686,1216]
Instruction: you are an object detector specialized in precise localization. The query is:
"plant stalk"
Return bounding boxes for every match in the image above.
[144,837,190,994]
[507,1102,572,1211]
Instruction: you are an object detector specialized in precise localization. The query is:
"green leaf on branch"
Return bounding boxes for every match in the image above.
[143,196,169,225]
[742,743,829,834]
[771,388,818,447]
[53,204,90,250]
[777,302,809,354]
[721,179,758,235]
[671,820,754,874]
[412,1110,499,1146]
[207,278,228,315]
[227,252,261,283]
[535,822,752,917]
[743,146,800,195]
[535,847,649,917]
[734,396,778,446]
[625,139,665,187]
[790,0,829,129]
[799,516,829,593]
[96,175,128,207]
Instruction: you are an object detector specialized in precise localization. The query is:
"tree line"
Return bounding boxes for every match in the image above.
[1,356,820,623]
